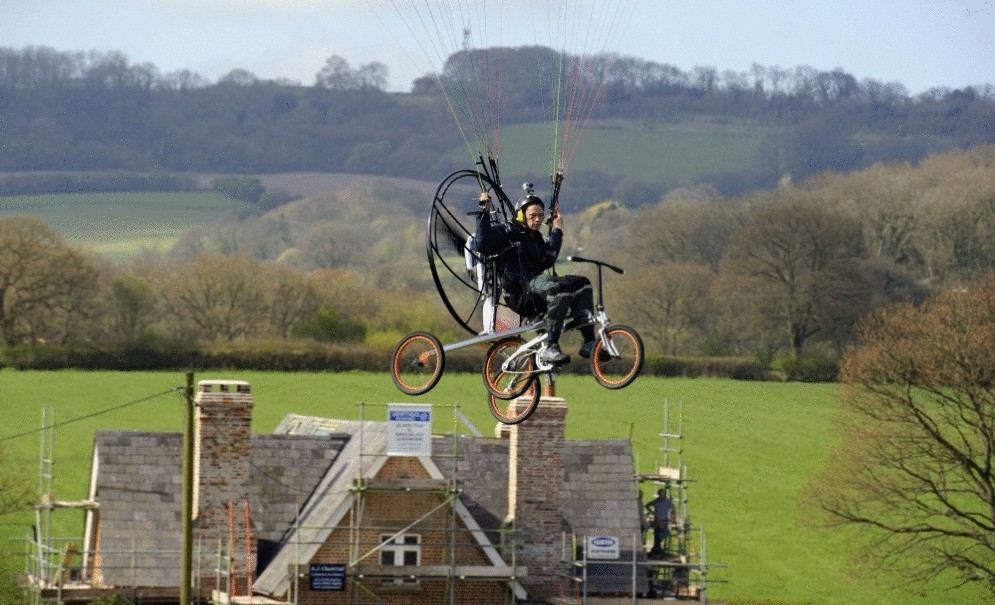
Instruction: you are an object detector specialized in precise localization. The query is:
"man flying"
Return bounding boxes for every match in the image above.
[474,188,598,365]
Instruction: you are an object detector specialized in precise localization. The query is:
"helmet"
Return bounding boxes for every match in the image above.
[515,194,544,223]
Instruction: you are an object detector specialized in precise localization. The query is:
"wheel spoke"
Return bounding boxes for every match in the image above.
[391,332,445,395]
[484,337,536,399]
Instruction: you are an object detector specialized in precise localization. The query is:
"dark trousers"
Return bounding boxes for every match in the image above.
[651,523,670,554]
[526,274,594,340]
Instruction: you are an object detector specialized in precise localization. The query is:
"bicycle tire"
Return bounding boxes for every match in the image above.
[591,325,644,389]
[390,331,445,395]
[487,380,541,424]
[483,337,537,400]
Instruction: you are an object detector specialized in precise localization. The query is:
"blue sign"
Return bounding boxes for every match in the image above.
[387,404,433,456]
[388,409,431,422]
[309,563,346,591]
[587,535,620,559]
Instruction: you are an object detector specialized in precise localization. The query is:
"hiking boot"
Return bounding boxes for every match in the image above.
[539,343,570,365]
[579,340,612,362]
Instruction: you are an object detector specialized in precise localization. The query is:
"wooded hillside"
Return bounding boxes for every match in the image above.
[2,146,992,371]
[2,45,993,199]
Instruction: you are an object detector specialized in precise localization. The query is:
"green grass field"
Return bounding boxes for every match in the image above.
[0,192,247,262]
[454,121,762,187]
[0,370,986,604]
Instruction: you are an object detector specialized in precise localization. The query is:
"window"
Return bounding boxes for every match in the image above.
[379,534,421,586]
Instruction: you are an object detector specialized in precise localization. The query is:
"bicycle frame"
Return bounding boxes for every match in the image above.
[495,255,626,373]
[438,253,628,357]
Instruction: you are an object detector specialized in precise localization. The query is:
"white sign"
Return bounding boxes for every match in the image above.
[586,535,620,560]
[386,404,432,456]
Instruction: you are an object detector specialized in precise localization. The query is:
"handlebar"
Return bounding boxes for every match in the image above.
[567,255,624,275]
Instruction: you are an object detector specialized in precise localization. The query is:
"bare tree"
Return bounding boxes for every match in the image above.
[300,221,365,269]
[356,61,389,91]
[155,253,266,341]
[104,272,159,344]
[831,162,924,265]
[714,194,869,358]
[615,262,712,355]
[0,217,101,345]
[162,68,208,91]
[153,253,321,341]
[217,68,258,86]
[617,186,732,273]
[260,263,321,339]
[802,274,995,593]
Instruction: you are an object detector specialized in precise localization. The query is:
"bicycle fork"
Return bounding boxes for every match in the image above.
[594,310,621,359]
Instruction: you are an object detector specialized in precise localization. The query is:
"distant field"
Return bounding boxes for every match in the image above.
[450,120,763,186]
[0,191,247,262]
[0,122,762,264]
[0,370,984,605]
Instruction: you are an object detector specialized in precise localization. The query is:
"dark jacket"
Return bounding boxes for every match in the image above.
[475,212,563,286]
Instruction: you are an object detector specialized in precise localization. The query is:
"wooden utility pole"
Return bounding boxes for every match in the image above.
[181,371,195,604]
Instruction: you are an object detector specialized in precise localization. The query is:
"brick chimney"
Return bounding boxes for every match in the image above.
[193,380,252,539]
[507,396,567,599]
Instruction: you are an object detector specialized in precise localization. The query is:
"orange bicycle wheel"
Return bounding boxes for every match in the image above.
[483,337,536,400]
[487,380,541,424]
[591,325,644,389]
[390,332,445,395]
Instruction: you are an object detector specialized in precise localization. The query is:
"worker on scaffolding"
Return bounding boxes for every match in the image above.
[646,487,675,557]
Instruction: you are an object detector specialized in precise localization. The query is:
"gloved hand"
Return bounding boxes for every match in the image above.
[478,192,492,210]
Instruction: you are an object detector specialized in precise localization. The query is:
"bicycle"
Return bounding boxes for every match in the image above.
[391,255,643,424]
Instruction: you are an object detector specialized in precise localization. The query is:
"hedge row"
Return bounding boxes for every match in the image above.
[0,343,838,382]
[0,171,200,196]
[0,342,388,372]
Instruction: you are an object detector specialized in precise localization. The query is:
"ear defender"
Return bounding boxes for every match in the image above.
[514,193,544,223]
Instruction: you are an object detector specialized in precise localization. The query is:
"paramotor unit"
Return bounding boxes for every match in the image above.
[391,157,644,424]
[426,162,512,336]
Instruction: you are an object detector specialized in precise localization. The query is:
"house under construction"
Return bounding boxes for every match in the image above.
[18,378,711,603]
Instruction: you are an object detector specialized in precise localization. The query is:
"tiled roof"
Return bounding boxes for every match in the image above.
[90,430,345,588]
[255,420,389,596]
[563,439,643,548]
[430,435,643,549]
[431,435,511,534]
[89,432,184,588]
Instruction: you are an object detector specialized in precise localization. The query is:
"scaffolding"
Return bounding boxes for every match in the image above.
[19,409,94,604]
[560,400,711,602]
[208,402,525,605]
[19,407,207,604]
[636,400,709,601]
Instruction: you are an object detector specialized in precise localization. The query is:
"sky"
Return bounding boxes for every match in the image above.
[2,0,993,96]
